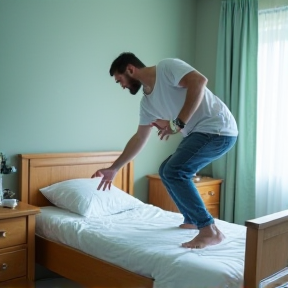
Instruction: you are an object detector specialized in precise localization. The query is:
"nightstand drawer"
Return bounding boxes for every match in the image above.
[198,184,220,204]
[0,217,26,249]
[206,204,219,218]
[0,249,26,282]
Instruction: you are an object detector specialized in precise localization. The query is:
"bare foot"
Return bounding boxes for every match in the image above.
[181,224,225,249]
[179,223,198,229]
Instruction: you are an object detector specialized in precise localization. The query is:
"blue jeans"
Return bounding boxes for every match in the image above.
[158,132,237,229]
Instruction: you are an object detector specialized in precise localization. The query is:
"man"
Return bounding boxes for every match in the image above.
[92,52,238,249]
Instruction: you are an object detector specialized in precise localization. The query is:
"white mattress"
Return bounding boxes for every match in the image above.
[36,205,246,288]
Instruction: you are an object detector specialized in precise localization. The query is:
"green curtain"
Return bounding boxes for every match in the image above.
[212,0,258,225]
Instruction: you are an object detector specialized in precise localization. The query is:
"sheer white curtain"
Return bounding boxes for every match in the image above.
[256,6,288,217]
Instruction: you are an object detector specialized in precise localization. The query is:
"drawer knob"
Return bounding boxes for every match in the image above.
[208,191,215,196]
[0,230,6,238]
[2,263,8,270]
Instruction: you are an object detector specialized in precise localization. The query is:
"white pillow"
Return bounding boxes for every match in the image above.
[39,177,144,217]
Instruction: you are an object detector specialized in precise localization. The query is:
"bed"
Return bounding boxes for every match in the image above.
[18,151,288,288]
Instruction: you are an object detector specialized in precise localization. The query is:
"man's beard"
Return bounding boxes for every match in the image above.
[125,74,142,95]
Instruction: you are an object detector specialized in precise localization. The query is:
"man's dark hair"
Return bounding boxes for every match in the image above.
[109,52,146,76]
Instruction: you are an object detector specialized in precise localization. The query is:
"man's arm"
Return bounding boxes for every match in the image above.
[92,124,152,190]
[177,70,208,124]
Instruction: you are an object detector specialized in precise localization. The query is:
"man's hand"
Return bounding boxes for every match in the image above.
[151,119,180,140]
[91,168,117,191]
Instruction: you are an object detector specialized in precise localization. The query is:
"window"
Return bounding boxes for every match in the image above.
[256,6,288,217]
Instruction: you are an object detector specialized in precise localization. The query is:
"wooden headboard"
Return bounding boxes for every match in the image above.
[18,151,133,207]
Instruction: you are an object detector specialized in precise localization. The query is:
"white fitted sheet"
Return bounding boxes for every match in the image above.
[36,205,246,288]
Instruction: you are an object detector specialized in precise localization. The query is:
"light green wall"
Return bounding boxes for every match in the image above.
[194,0,222,176]
[0,0,223,202]
[0,1,228,279]
[195,0,221,92]
[0,0,198,202]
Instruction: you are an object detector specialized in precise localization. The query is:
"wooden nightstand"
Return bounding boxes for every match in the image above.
[0,202,40,288]
[147,174,222,218]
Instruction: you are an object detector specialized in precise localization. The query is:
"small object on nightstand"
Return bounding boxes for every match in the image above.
[193,175,201,182]
[0,178,3,204]
[1,199,18,208]
[3,188,16,199]
[0,152,17,175]
[0,152,17,205]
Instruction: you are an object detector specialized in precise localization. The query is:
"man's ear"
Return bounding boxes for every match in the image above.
[126,64,135,76]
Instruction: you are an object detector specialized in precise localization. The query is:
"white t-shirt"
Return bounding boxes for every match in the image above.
[139,58,238,137]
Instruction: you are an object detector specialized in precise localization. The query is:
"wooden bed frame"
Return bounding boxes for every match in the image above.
[18,151,288,288]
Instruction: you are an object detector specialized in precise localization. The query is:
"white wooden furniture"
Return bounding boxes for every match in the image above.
[18,151,288,288]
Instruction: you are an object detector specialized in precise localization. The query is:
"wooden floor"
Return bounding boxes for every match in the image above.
[35,277,83,288]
